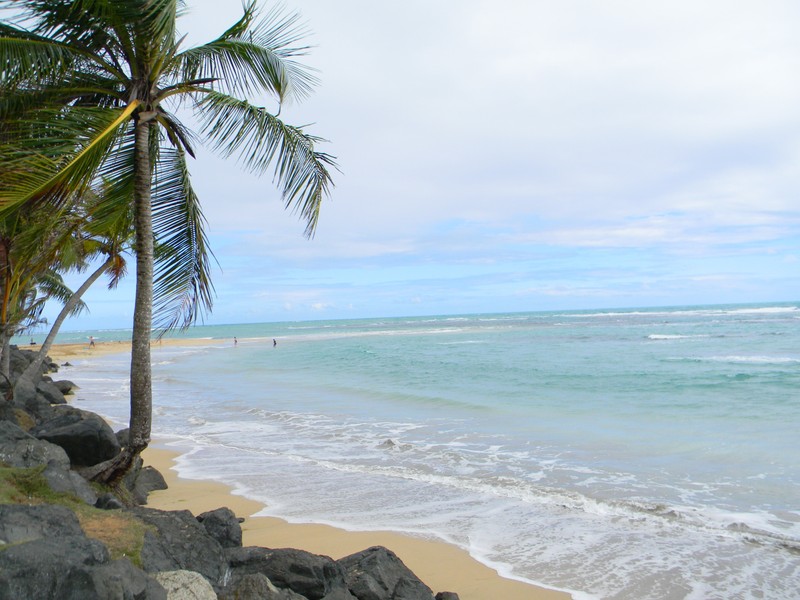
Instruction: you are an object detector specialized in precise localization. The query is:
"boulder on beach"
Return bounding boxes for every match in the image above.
[36,380,67,405]
[0,505,166,600]
[339,546,436,600]
[0,420,70,469]
[226,546,357,600]
[133,507,228,588]
[197,507,243,548]
[51,379,78,395]
[154,570,216,600]
[31,405,120,467]
[0,534,166,600]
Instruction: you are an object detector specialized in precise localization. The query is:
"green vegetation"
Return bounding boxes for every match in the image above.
[0,464,152,566]
[0,464,69,505]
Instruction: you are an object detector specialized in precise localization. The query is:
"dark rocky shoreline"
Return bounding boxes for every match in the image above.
[0,346,460,600]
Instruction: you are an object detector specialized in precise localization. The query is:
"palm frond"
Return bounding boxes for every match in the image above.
[156,108,197,157]
[151,145,215,332]
[35,270,86,317]
[198,92,335,236]
[176,2,316,103]
[0,34,80,87]
[0,102,139,211]
[105,253,127,289]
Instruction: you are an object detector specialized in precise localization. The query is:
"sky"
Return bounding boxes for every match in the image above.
[44,0,800,330]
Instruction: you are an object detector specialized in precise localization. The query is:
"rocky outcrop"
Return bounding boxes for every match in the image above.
[225,546,356,600]
[154,570,217,600]
[121,454,169,505]
[42,460,99,505]
[339,547,435,600]
[0,419,70,468]
[13,375,55,423]
[133,507,229,587]
[31,405,121,467]
[0,505,166,600]
[197,507,243,549]
[0,504,84,543]
[0,535,167,599]
[9,347,57,380]
[36,379,67,405]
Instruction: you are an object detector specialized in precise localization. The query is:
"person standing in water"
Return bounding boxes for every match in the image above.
[273,339,277,347]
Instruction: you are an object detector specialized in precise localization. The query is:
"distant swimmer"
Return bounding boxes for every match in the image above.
[273,338,277,347]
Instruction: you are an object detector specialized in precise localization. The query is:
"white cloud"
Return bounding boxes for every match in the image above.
[44,1,800,330]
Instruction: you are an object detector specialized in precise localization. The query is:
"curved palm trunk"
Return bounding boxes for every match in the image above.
[91,115,154,484]
[21,258,114,382]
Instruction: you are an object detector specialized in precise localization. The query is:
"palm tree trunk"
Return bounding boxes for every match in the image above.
[129,116,155,452]
[0,241,10,379]
[21,258,114,382]
[91,114,155,485]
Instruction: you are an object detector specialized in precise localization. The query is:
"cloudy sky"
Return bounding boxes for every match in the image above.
[50,0,800,330]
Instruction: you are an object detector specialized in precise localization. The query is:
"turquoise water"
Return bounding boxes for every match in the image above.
[50,304,800,599]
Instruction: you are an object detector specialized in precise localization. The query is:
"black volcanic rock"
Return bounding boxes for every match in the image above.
[0,535,166,600]
[0,504,83,544]
[197,506,243,548]
[0,420,70,468]
[32,405,120,467]
[338,546,435,600]
[134,507,228,588]
[36,379,67,405]
[52,379,78,395]
[226,546,356,600]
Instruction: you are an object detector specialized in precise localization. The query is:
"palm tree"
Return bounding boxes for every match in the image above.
[0,204,83,377]
[21,187,130,381]
[0,0,335,481]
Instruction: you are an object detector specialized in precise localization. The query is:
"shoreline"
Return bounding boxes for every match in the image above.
[49,340,572,600]
[143,445,570,600]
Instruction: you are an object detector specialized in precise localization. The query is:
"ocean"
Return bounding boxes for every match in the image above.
[37,303,800,599]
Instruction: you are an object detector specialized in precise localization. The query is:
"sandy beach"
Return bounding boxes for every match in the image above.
[48,339,571,600]
[143,447,569,600]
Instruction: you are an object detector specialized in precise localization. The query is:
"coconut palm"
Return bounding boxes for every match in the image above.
[0,0,335,481]
[0,204,85,377]
[20,187,131,381]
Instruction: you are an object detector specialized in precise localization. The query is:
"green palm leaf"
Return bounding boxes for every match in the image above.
[176,1,316,103]
[198,91,335,236]
[0,103,139,210]
[151,145,215,331]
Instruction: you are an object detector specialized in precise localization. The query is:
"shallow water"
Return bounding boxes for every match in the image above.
[58,303,800,599]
